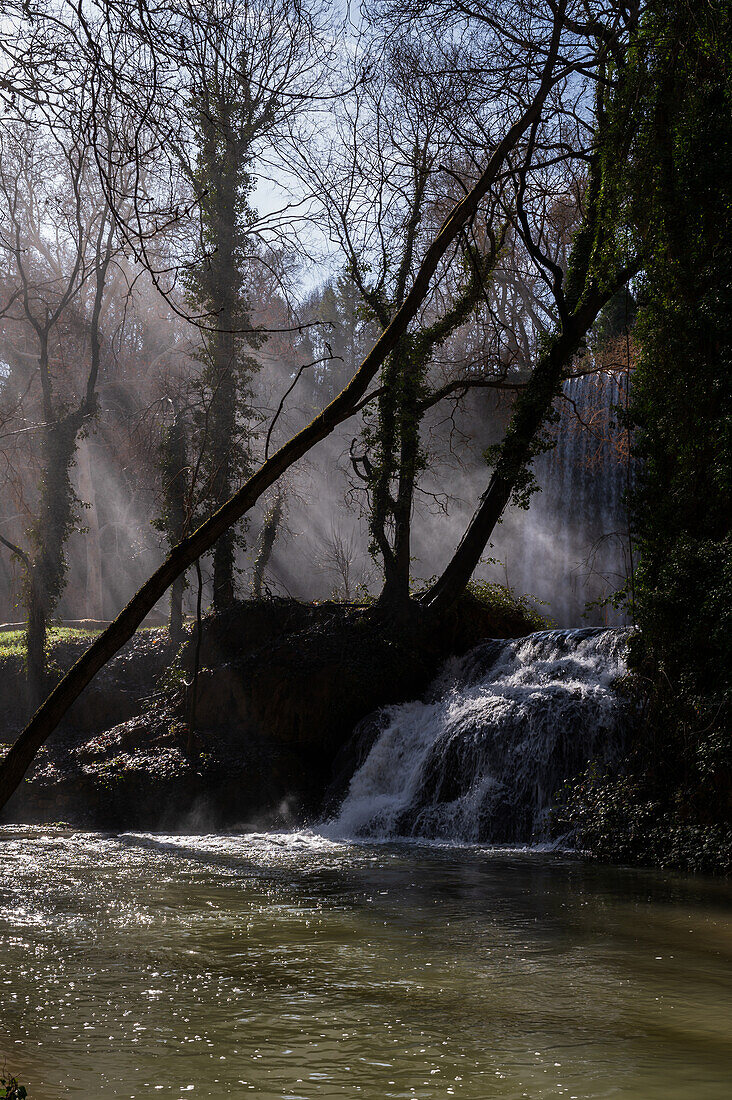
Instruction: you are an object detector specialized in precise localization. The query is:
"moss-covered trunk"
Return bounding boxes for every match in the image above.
[25,412,83,711]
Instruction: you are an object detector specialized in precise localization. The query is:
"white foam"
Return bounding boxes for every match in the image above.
[329,629,629,844]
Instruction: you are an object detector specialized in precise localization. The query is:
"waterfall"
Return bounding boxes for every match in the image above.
[492,372,632,626]
[328,628,629,844]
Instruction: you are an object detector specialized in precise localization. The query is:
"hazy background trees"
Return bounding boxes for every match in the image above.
[0,0,640,684]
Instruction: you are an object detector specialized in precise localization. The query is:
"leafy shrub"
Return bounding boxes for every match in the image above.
[1,1067,27,1099]
[464,579,550,632]
[557,764,732,875]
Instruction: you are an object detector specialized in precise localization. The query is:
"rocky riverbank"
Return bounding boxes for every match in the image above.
[1,590,545,829]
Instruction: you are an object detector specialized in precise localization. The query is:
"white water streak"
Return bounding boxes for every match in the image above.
[330,629,629,844]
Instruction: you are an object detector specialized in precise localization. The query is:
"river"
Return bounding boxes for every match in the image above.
[1,826,731,1098]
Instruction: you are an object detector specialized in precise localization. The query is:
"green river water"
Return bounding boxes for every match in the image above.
[0,827,730,1099]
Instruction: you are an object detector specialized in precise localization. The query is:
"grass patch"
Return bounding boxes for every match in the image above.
[0,623,163,663]
[0,626,99,661]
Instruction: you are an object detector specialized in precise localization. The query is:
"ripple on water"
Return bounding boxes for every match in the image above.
[1,826,731,1099]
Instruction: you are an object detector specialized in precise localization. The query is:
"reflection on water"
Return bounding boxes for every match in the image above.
[1,827,731,1099]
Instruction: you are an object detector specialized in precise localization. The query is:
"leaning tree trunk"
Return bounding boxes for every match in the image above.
[425,278,636,614]
[0,16,567,811]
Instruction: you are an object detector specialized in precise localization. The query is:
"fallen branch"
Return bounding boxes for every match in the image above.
[0,9,567,812]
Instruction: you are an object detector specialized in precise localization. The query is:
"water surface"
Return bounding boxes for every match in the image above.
[1,827,731,1098]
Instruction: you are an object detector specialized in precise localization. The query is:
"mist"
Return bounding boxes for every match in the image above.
[0,279,631,628]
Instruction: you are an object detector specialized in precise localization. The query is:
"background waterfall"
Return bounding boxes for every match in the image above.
[329,628,629,844]
[491,372,632,626]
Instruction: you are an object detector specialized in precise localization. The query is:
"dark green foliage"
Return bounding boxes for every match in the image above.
[625,0,732,829]
[464,579,549,633]
[1,1068,27,1099]
[629,0,731,685]
[558,765,732,876]
[594,287,638,345]
[564,1,732,872]
[183,78,263,610]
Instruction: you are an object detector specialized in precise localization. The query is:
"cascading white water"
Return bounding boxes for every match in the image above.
[329,628,629,844]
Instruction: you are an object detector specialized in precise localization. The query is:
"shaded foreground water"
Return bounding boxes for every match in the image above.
[1,828,731,1099]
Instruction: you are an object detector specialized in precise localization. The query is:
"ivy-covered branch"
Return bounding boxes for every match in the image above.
[0,4,570,811]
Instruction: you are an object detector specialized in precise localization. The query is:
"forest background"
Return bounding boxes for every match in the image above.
[0,0,728,870]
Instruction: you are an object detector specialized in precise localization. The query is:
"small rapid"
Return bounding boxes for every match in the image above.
[329,628,630,843]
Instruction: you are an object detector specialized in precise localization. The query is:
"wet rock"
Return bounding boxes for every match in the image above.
[2,593,541,829]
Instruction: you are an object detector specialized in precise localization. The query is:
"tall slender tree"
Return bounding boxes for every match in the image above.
[298,34,533,610]
[0,119,118,707]
[175,0,330,610]
[0,0,633,813]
